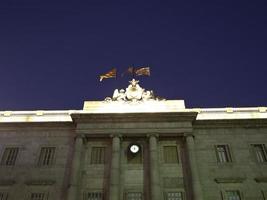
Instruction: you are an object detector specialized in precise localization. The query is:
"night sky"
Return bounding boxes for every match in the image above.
[0,1,266,110]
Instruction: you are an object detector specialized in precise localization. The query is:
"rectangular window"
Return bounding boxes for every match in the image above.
[127,145,143,164]
[38,147,55,166]
[225,191,241,200]
[30,193,45,200]
[165,192,183,200]
[1,147,19,166]
[83,192,102,200]
[252,144,267,163]
[91,147,105,164]
[215,145,232,163]
[126,192,142,200]
[262,191,266,200]
[0,192,8,200]
[164,146,179,163]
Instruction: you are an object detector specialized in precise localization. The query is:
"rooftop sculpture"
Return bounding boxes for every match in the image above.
[105,79,164,102]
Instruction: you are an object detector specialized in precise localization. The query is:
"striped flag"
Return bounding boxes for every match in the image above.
[99,68,117,82]
[135,67,150,76]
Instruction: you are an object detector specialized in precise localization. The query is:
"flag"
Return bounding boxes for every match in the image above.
[99,68,117,82]
[135,67,150,76]
[121,66,134,77]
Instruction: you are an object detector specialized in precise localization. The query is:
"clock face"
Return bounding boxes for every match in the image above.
[130,144,139,153]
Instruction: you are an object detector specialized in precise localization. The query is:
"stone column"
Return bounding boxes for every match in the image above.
[185,134,203,200]
[109,135,121,200]
[148,134,161,200]
[67,135,84,200]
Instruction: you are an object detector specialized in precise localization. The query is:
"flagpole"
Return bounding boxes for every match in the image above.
[132,65,135,80]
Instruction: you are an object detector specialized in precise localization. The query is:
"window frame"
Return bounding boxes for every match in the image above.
[124,190,143,200]
[0,191,9,200]
[221,190,243,200]
[83,191,103,200]
[26,191,49,200]
[262,190,267,200]
[251,144,267,163]
[36,146,56,167]
[164,190,185,200]
[127,143,143,165]
[215,144,233,164]
[0,147,20,166]
[163,145,179,164]
[90,146,107,165]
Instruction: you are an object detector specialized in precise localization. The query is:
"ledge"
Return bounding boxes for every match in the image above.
[25,180,56,186]
[254,177,267,183]
[214,177,246,183]
[0,180,16,186]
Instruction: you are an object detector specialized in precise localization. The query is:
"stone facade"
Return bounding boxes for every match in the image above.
[0,84,266,200]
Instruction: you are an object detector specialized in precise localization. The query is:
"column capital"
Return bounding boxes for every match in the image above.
[75,134,85,139]
[109,134,122,139]
[183,133,195,138]
[146,133,159,138]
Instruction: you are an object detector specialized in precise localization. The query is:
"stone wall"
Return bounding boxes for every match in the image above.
[0,123,74,200]
[194,125,267,200]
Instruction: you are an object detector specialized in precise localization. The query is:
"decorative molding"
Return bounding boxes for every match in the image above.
[72,112,197,123]
[254,177,267,183]
[214,177,246,183]
[146,134,159,138]
[25,180,56,186]
[110,134,123,139]
[104,79,165,102]
[163,177,184,188]
[194,119,267,129]
[0,180,16,186]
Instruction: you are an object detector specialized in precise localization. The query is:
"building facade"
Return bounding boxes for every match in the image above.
[0,80,267,200]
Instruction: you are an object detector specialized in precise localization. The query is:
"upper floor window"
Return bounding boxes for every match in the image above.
[164,146,179,163]
[91,147,106,164]
[262,191,266,200]
[252,144,267,163]
[215,145,232,163]
[83,192,103,200]
[37,147,55,166]
[30,192,47,200]
[127,144,142,164]
[0,192,9,200]
[1,147,19,166]
[225,191,241,200]
[126,192,142,200]
[165,192,183,200]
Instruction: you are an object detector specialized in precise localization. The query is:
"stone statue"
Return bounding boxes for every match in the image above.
[105,79,164,102]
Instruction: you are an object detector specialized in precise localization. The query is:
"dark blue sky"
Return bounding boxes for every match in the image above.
[0,1,266,110]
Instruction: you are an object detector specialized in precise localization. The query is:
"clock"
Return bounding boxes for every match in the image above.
[130,144,139,153]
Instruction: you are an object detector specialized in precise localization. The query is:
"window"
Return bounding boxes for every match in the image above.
[262,191,266,200]
[215,145,232,163]
[91,147,106,164]
[84,192,102,200]
[252,144,267,163]
[164,146,179,163]
[37,147,55,166]
[30,193,46,200]
[165,192,183,200]
[225,191,241,200]
[0,192,8,200]
[127,144,142,164]
[1,147,19,166]
[126,192,142,200]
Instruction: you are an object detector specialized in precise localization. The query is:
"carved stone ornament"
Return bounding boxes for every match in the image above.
[104,79,165,102]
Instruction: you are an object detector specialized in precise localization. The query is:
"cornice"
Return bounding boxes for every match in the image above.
[0,121,75,130]
[193,118,267,129]
[71,112,198,124]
